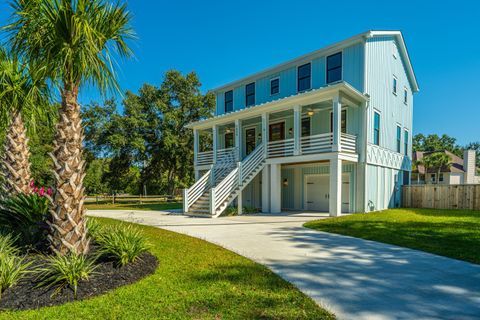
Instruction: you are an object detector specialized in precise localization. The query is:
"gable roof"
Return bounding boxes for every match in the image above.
[212,30,419,94]
[413,150,466,174]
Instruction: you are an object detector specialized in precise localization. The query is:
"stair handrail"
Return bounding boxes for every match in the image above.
[184,165,212,212]
[210,143,265,215]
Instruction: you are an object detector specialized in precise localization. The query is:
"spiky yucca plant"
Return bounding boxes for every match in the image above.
[6,0,134,255]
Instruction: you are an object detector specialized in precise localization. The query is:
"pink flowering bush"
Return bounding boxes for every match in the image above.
[30,180,53,197]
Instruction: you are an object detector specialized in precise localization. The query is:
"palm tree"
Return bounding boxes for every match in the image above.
[417,152,452,184]
[0,47,50,195]
[5,0,134,255]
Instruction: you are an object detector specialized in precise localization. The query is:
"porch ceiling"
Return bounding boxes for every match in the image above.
[186,82,368,130]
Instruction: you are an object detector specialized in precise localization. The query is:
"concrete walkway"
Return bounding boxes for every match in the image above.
[88,210,480,320]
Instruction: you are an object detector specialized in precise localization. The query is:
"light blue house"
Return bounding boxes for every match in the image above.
[183,30,419,217]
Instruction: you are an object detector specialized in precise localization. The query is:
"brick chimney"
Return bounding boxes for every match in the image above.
[464,149,476,184]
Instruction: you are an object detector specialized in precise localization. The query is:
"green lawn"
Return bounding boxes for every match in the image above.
[304,208,480,265]
[85,201,182,211]
[1,218,333,320]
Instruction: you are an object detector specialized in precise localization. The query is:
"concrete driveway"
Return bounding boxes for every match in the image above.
[88,210,480,320]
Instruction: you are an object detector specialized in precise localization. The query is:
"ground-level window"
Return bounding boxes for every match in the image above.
[430,173,436,183]
[225,132,234,149]
[439,173,444,182]
[301,117,311,137]
[373,112,380,146]
[403,171,410,185]
[330,110,347,133]
[269,122,285,142]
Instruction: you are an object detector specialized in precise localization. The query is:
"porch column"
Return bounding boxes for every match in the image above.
[262,113,269,158]
[194,170,200,181]
[193,129,199,167]
[332,95,342,152]
[212,125,218,164]
[329,157,342,216]
[235,119,241,161]
[293,105,301,156]
[270,163,281,213]
[262,164,270,213]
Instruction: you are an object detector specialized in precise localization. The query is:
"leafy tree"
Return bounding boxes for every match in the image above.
[6,0,135,255]
[83,159,109,195]
[413,133,462,157]
[82,70,214,195]
[416,152,451,184]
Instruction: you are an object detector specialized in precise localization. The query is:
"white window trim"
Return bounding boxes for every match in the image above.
[373,110,381,146]
[396,124,402,153]
[392,42,397,59]
[270,77,280,96]
[224,90,234,113]
[297,62,312,93]
[326,51,344,85]
[393,75,398,96]
[404,128,409,156]
[245,82,256,107]
[403,87,408,105]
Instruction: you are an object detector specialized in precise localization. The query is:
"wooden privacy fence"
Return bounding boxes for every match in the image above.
[402,184,480,210]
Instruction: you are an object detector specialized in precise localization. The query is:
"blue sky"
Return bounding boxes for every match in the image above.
[1,0,479,145]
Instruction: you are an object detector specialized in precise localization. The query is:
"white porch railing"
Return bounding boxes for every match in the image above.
[340,133,357,153]
[217,147,237,164]
[301,133,334,155]
[197,151,213,166]
[267,138,294,158]
[210,143,265,216]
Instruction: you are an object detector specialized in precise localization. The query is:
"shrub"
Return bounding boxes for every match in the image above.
[0,233,20,258]
[86,217,102,240]
[35,252,98,299]
[0,233,30,300]
[224,206,260,216]
[96,224,149,266]
[0,193,49,247]
[0,254,30,299]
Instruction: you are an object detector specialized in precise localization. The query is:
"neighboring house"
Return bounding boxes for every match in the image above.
[412,150,480,185]
[183,30,419,217]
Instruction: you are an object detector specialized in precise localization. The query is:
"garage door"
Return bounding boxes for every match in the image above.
[305,174,350,213]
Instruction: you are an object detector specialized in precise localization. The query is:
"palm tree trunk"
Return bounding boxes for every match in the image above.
[48,87,89,255]
[1,111,32,195]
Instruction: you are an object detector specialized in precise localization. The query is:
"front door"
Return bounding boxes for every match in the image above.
[245,128,256,156]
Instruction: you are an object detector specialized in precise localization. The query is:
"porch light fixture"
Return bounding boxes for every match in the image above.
[283,178,288,187]
[307,110,315,117]
[225,128,232,134]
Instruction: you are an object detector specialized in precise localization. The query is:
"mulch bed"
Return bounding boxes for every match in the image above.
[0,252,158,311]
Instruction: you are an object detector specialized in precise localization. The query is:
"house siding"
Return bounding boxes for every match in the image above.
[215,42,365,116]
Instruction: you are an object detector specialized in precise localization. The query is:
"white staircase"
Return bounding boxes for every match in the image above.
[184,143,266,217]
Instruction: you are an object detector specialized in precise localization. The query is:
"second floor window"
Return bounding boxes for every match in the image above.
[404,130,409,156]
[404,88,408,104]
[393,76,398,95]
[245,82,255,107]
[224,90,233,113]
[374,112,380,146]
[327,52,342,83]
[270,78,279,95]
[302,117,311,137]
[297,63,311,92]
[396,126,401,153]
